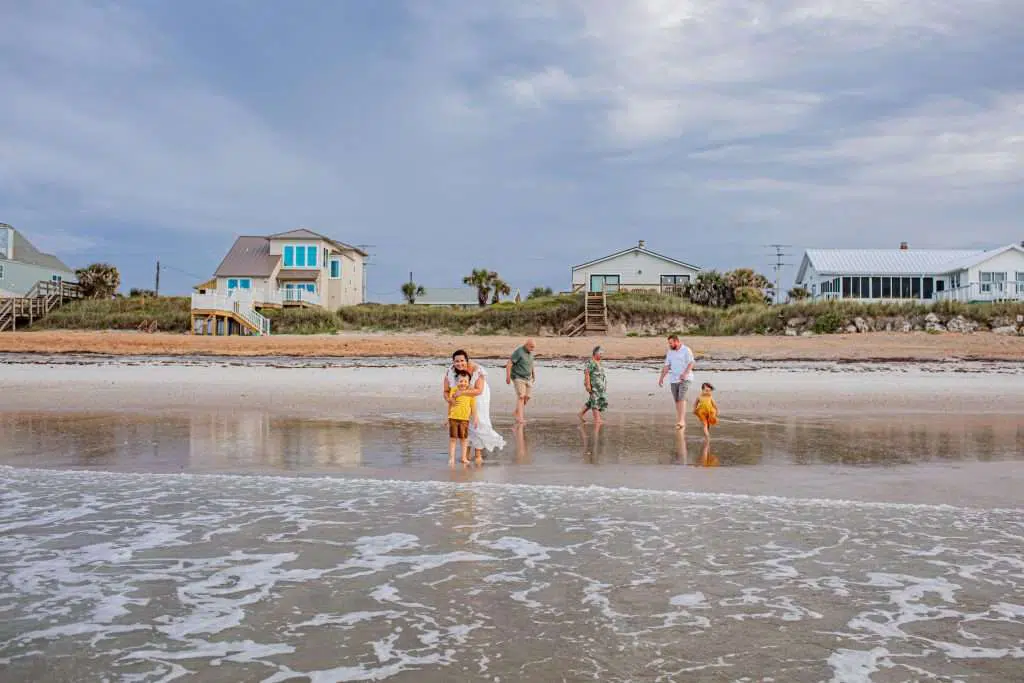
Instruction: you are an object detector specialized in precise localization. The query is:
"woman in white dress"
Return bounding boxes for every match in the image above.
[444,350,506,458]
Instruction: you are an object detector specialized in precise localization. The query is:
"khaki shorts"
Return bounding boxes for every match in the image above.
[513,378,532,399]
[670,380,691,403]
[448,419,469,439]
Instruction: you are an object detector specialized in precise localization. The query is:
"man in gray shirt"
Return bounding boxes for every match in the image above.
[506,338,536,424]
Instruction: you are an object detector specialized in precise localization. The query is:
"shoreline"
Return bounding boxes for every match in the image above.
[1,329,1024,361]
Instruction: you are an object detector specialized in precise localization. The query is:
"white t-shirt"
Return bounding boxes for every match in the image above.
[664,346,695,383]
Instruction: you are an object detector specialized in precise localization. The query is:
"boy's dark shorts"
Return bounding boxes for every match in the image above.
[449,419,469,439]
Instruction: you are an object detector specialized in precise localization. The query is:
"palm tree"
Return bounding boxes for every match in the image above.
[787,286,810,302]
[463,268,493,307]
[489,274,511,304]
[401,281,426,304]
[75,263,121,299]
[528,286,553,299]
[685,270,734,308]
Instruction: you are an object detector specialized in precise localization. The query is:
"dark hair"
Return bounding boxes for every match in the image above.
[452,349,469,361]
[455,369,471,378]
[701,382,714,391]
[667,334,680,342]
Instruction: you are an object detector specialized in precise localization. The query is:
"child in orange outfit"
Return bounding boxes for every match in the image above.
[693,382,719,438]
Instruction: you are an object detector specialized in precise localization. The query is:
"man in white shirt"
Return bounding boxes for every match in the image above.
[657,334,695,429]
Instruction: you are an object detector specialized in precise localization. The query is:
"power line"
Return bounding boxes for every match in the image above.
[764,244,793,304]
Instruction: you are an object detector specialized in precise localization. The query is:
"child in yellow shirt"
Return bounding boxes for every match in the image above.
[448,373,479,464]
[693,382,719,438]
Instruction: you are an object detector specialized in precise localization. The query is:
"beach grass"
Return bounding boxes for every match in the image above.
[29,292,1024,335]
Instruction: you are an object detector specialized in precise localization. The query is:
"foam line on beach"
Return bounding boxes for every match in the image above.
[3,465,1020,514]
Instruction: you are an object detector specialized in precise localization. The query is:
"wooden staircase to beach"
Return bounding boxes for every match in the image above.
[0,280,84,333]
[559,291,609,337]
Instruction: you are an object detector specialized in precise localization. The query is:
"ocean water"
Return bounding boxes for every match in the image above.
[2,467,1022,682]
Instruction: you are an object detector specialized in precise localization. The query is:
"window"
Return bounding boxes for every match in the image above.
[911,277,921,299]
[330,258,342,279]
[282,244,318,269]
[900,277,911,299]
[285,283,316,293]
[842,277,851,298]
[871,277,881,299]
[882,277,892,298]
[323,248,329,267]
[851,277,860,298]
[52,275,62,283]
[936,279,945,292]
[980,271,1006,293]
[923,277,934,299]
[0,264,5,280]
[226,278,251,290]
[1016,272,1024,283]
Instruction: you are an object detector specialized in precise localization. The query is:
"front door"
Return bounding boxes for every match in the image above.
[589,274,620,293]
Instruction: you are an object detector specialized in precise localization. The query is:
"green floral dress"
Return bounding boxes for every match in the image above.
[585,359,608,412]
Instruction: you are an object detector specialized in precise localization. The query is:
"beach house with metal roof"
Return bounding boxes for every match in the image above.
[795,241,1024,303]
[570,240,702,294]
[0,223,77,297]
[191,229,367,335]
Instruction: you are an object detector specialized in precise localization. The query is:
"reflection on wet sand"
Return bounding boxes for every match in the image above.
[0,410,1021,475]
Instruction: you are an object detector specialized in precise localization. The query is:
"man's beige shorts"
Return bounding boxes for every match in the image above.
[513,378,532,399]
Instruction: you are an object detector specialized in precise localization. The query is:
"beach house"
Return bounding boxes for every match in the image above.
[0,223,77,297]
[191,229,367,335]
[795,242,1024,303]
[412,287,520,308]
[570,240,702,294]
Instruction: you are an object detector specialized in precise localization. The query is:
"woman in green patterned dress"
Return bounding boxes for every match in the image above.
[579,345,607,425]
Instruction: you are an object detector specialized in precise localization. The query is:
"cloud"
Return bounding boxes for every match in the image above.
[0,2,347,235]
[0,0,1021,295]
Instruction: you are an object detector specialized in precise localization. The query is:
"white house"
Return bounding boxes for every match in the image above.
[413,287,520,307]
[571,240,701,294]
[795,241,1024,303]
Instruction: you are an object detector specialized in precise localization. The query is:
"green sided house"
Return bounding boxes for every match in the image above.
[192,229,367,335]
[0,223,77,297]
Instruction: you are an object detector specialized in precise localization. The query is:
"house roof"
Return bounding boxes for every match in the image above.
[796,248,984,282]
[572,244,701,272]
[213,236,281,277]
[268,228,368,257]
[415,287,484,305]
[1,225,74,273]
[939,243,1024,273]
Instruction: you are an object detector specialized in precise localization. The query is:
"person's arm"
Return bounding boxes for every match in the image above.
[658,355,670,387]
[443,374,453,405]
[584,366,592,393]
[505,352,515,384]
[457,374,485,398]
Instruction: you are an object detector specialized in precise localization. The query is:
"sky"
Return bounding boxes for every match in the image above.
[1,1,1022,300]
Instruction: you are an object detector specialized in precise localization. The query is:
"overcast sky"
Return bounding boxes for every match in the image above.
[2,1,1022,299]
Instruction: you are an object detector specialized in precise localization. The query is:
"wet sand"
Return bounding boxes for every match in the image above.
[2,357,1023,682]
[2,329,1024,360]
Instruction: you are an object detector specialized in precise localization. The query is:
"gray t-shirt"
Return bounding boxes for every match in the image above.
[509,346,534,381]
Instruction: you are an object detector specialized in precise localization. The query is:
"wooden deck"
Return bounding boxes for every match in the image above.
[0,281,84,332]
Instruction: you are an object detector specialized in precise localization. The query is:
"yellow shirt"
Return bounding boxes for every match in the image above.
[448,387,475,421]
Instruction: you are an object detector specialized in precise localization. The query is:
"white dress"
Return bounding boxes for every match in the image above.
[446,364,506,453]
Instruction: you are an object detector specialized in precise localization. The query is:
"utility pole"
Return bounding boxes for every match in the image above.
[765,244,792,304]
[155,260,161,297]
[356,244,375,304]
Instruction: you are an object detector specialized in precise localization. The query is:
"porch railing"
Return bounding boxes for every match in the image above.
[191,293,271,335]
[935,281,1024,303]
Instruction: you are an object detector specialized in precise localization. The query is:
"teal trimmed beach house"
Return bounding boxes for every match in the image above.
[192,229,367,336]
